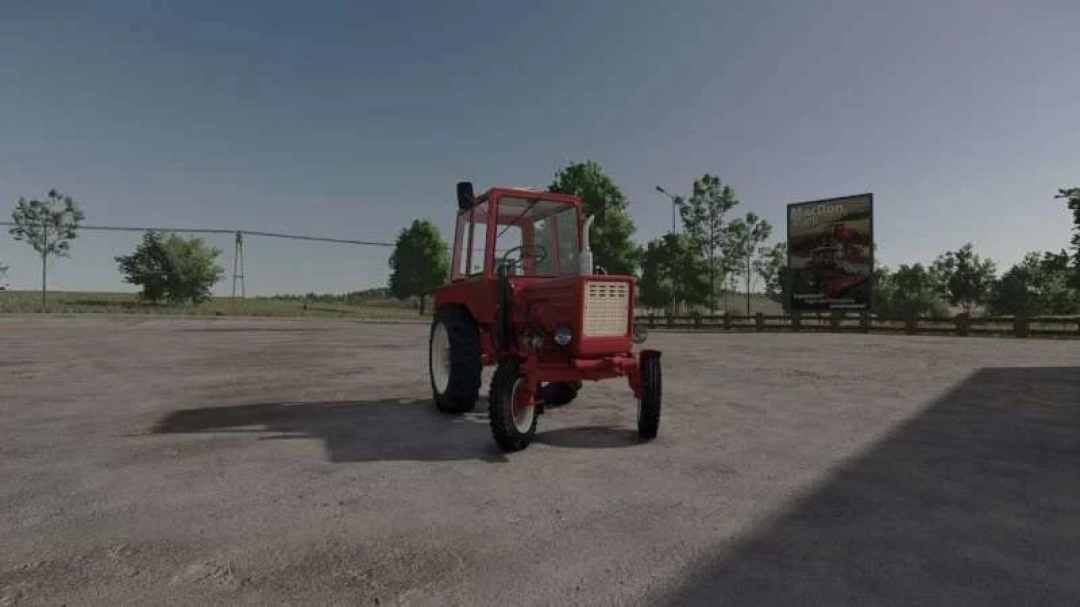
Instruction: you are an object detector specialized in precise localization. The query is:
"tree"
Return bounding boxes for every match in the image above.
[724,212,773,316]
[988,250,1080,316]
[679,174,740,311]
[929,243,998,316]
[877,263,948,318]
[755,241,790,311]
[638,238,672,310]
[1055,187,1080,288]
[1036,250,1080,313]
[388,219,450,314]
[720,253,741,312]
[548,160,642,276]
[988,253,1041,317]
[115,230,225,304]
[9,189,85,311]
[638,233,709,312]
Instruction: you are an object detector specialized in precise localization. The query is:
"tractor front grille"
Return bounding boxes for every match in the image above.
[582,280,630,337]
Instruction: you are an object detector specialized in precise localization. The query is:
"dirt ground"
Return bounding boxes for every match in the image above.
[1,316,1078,607]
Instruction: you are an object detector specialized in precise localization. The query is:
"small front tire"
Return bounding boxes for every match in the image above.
[488,362,538,452]
[637,355,662,440]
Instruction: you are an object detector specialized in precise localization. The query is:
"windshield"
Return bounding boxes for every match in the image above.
[494,195,580,276]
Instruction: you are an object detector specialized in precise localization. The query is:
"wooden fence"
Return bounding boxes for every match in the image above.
[634,312,1080,339]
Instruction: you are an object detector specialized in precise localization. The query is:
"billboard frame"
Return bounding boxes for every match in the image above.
[785,192,875,313]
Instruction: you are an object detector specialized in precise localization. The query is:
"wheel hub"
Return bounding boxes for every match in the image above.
[430,322,451,393]
[511,377,535,432]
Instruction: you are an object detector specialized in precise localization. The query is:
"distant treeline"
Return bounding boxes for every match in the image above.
[265,287,411,306]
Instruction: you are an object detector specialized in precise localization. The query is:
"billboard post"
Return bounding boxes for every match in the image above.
[786,193,874,312]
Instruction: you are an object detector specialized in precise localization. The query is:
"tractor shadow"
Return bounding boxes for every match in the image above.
[657,366,1080,607]
[152,398,510,463]
[534,425,641,449]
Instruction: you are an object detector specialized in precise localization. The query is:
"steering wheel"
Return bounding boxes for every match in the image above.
[499,244,548,273]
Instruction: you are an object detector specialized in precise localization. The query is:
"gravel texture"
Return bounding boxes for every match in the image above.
[1,316,1077,606]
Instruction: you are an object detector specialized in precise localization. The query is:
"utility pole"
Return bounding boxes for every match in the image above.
[655,186,681,315]
[231,231,246,298]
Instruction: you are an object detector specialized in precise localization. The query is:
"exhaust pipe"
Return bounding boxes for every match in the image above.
[579,214,596,275]
[456,181,476,211]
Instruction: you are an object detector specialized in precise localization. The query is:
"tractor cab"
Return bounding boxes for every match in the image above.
[449,183,589,282]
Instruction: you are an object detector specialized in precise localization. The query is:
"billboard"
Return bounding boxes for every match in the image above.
[786,193,874,311]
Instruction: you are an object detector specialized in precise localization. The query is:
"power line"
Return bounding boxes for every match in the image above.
[0,222,395,247]
[241,229,393,247]
[0,222,233,235]
[0,221,400,298]
[0,221,461,294]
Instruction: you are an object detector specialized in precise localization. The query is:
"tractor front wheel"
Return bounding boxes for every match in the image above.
[488,361,538,452]
[429,306,482,414]
[637,355,662,440]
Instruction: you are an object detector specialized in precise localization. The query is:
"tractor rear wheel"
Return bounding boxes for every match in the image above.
[488,361,538,452]
[637,355,662,440]
[429,306,482,414]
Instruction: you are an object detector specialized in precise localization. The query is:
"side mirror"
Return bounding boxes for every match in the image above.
[456,182,475,211]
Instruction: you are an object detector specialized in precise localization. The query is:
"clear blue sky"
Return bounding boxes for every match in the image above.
[1,0,1077,295]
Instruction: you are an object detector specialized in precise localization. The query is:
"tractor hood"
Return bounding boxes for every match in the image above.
[518,275,636,358]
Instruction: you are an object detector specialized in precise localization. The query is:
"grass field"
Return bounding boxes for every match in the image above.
[0,289,426,320]
[2,289,784,319]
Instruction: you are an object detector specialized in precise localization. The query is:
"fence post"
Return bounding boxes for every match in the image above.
[1013,314,1029,338]
[859,312,870,333]
[905,313,917,335]
[955,313,970,337]
[755,312,765,332]
[830,311,842,330]
[790,311,801,332]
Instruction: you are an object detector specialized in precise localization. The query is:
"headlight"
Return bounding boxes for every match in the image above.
[633,324,648,344]
[553,325,573,346]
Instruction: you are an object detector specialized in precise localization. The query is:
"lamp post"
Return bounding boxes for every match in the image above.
[655,185,679,235]
[655,185,680,315]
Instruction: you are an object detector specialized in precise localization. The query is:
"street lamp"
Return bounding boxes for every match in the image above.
[655,185,679,235]
[655,185,681,315]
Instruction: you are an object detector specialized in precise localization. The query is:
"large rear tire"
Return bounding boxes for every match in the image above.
[637,355,661,440]
[429,306,482,414]
[488,361,537,452]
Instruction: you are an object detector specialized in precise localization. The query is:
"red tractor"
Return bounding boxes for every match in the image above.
[427,182,662,452]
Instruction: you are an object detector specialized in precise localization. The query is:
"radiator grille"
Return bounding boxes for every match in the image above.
[582,280,630,337]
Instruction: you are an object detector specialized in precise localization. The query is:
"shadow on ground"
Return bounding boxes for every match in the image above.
[534,425,641,449]
[153,399,511,463]
[661,366,1080,607]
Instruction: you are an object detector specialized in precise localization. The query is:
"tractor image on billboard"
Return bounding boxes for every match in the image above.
[427,182,662,452]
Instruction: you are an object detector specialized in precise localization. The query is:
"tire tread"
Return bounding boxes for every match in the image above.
[430,306,482,414]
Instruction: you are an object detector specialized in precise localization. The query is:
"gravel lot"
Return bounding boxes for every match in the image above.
[1,317,1078,606]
